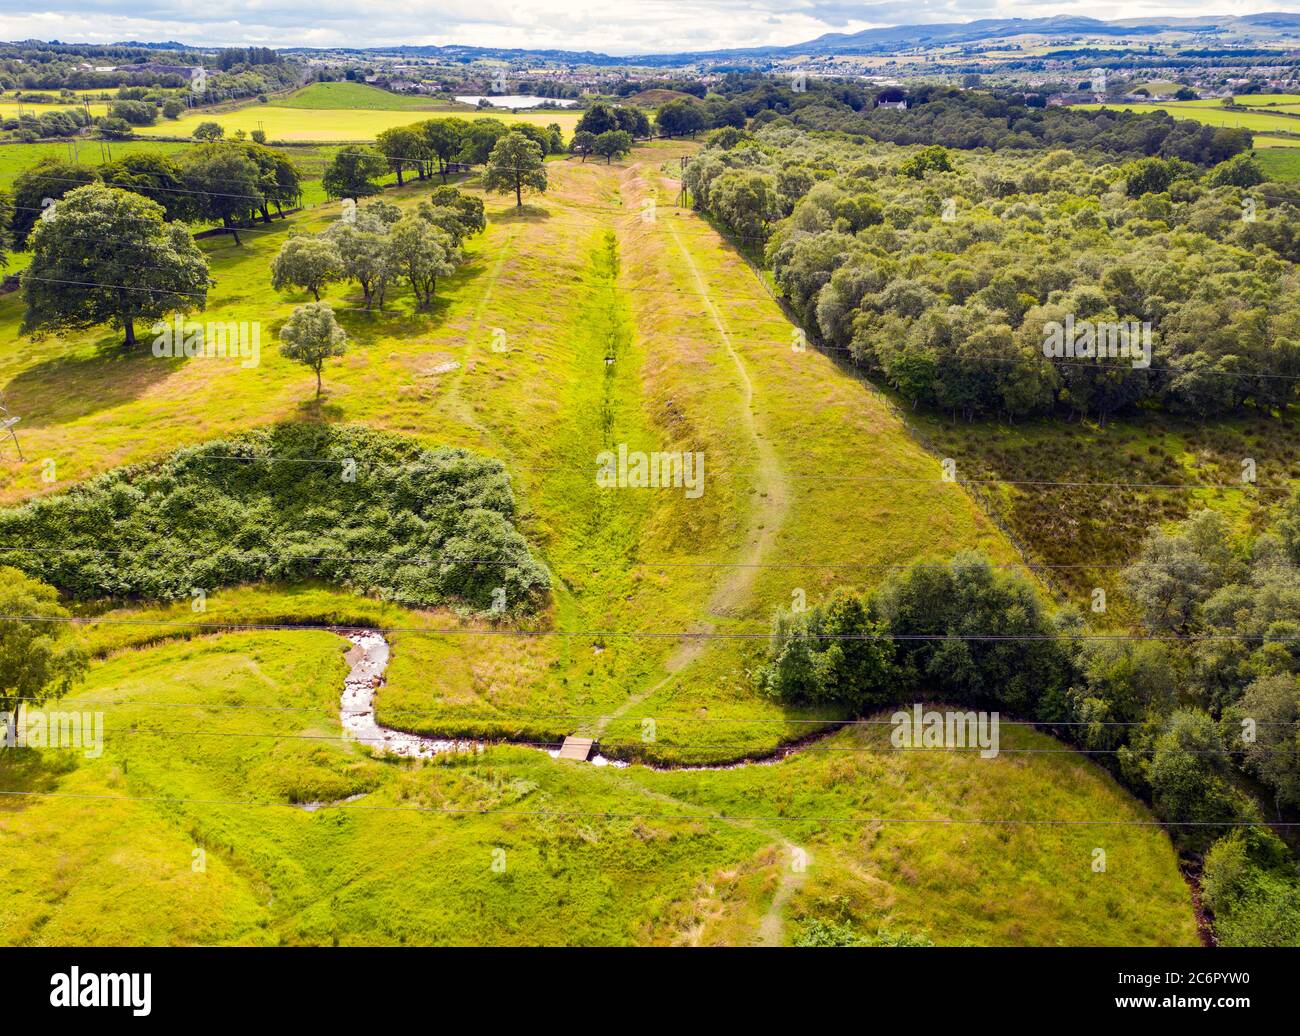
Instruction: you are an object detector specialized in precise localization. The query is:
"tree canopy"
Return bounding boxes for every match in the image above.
[22,183,209,346]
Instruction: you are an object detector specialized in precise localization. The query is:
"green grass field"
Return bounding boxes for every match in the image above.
[138,97,582,143]
[0,138,192,187]
[0,100,110,118]
[1077,100,1300,136]
[0,626,1197,945]
[273,82,459,110]
[1222,94,1300,107]
[0,139,1202,945]
[1258,146,1300,179]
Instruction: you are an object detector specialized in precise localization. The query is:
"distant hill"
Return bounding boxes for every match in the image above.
[12,12,1300,67]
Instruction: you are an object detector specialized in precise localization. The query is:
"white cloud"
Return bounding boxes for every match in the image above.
[0,0,1290,55]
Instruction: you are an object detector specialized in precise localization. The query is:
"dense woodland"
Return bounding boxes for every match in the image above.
[686,122,1298,422]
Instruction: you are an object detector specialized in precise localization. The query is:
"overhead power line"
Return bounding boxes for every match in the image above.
[0,612,1293,643]
[0,788,1289,828]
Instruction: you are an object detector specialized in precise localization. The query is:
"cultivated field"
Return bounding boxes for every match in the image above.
[138,96,582,143]
[1077,100,1300,136]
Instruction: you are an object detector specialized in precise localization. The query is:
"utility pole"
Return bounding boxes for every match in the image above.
[0,393,24,462]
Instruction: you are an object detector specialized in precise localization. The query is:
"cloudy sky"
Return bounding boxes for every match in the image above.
[0,1,1292,56]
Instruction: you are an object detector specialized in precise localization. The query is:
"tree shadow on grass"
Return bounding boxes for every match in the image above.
[318,277,461,351]
[0,749,80,814]
[491,203,553,224]
[2,337,185,430]
[292,396,347,422]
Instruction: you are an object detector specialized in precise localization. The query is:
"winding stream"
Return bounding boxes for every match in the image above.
[338,630,631,766]
[335,630,825,772]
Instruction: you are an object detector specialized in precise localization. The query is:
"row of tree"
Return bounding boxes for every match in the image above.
[10,140,302,250]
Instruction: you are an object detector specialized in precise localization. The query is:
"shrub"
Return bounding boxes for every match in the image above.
[0,424,550,614]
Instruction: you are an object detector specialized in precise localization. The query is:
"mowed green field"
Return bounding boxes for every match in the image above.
[1077,100,1300,136]
[0,141,1200,945]
[1259,146,1300,179]
[272,81,461,110]
[138,96,582,142]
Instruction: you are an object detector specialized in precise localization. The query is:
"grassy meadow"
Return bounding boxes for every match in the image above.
[0,100,110,118]
[0,626,1198,946]
[274,82,459,110]
[0,137,1202,944]
[138,96,582,143]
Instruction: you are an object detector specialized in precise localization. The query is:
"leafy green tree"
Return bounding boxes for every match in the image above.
[235,141,303,221]
[1122,156,1179,196]
[375,125,428,186]
[22,184,209,346]
[0,567,86,714]
[271,235,343,301]
[456,118,511,165]
[576,103,620,136]
[899,145,954,179]
[708,100,748,129]
[1122,513,1237,632]
[192,120,224,141]
[710,169,781,241]
[544,122,566,154]
[1236,674,1300,811]
[323,212,391,308]
[321,144,388,199]
[482,131,547,209]
[874,551,1068,716]
[99,117,133,140]
[1148,709,1251,852]
[11,158,98,247]
[279,301,347,398]
[428,185,485,238]
[1202,829,1300,946]
[614,107,651,139]
[757,590,894,709]
[418,117,469,180]
[1207,153,1265,188]
[384,215,458,308]
[571,130,596,162]
[593,129,633,164]
[655,98,707,138]
[98,151,191,221]
[181,144,264,244]
[108,99,156,126]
